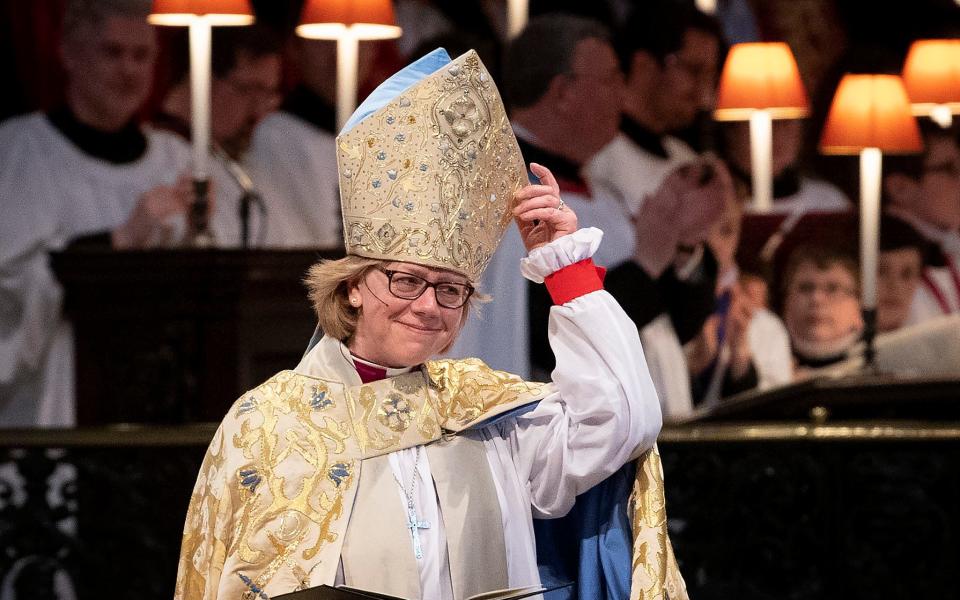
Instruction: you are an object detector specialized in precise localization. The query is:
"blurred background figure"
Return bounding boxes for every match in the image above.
[588,2,723,216]
[719,118,850,216]
[156,25,282,247]
[883,121,960,326]
[877,214,930,333]
[0,0,194,427]
[244,37,380,249]
[452,14,628,379]
[781,244,864,373]
[686,177,793,408]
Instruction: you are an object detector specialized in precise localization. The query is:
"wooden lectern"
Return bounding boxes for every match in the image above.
[51,249,341,425]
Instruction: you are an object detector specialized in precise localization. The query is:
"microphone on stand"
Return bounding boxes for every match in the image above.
[214,145,267,249]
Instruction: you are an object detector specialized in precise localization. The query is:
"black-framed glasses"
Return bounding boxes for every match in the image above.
[378,268,474,309]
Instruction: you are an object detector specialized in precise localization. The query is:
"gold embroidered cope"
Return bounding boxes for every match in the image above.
[174,358,687,600]
[174,359,548,599]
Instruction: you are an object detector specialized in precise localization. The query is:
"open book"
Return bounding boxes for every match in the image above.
[272,581,572,600]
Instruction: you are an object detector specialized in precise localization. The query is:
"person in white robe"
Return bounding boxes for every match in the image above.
[174,48,687,600]
[155,25,282,248]
[455,16,727,419]
[683,186,792,416]
[882,122,960,327]
[586,3,722,217]
[720,119,850,217]
[0,1,195,427]
[244,37,347,249]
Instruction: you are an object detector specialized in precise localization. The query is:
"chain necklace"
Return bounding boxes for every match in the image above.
[391,446,430,559]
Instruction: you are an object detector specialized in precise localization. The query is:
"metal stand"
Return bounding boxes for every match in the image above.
[189,178,215,247]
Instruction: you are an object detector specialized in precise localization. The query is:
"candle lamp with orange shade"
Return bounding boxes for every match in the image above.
[714,42,809,213]
[902,39,960,128]
[819,74,923,369]
[296,0,402,131]
[149,0,255,245]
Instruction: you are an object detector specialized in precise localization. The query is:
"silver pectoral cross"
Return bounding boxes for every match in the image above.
[405,499,430,560]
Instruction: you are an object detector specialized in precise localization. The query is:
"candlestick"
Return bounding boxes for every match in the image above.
[749,110,773,213]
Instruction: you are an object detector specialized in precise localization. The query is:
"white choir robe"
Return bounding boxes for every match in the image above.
[243,111,342,249]
[0,113,192,427]
[897,214,960,327]
[279,229,663,599]
[587,132,696,216]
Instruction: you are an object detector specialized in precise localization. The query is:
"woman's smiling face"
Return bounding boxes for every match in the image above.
[347,262,470,367]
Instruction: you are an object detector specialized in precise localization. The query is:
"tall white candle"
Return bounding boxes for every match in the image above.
[749,109,773,213]
[859,147,882,311]
[189,16,212,181]
[507,0,529,40]
[336,29,359,132]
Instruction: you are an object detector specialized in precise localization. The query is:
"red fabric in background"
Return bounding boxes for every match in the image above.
[1,0,67,118]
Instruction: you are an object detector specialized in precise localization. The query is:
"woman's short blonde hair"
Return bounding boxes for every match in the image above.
[304,256,487,343]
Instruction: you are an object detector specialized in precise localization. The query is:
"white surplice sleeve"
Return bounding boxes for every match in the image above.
[506,227,663,519]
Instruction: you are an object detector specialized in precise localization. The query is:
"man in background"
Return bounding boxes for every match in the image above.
[883,122,960,325]
[0,0,193,426]
[588,2,724,215]
[242,37,369,248]
[156,25,282,247]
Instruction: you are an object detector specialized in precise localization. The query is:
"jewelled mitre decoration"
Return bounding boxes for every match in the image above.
[337,49,528,282]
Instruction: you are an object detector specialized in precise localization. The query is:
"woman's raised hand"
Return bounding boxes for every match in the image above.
[513,163,579,252]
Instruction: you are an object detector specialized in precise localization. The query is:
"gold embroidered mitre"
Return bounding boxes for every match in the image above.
[336,49,528,281]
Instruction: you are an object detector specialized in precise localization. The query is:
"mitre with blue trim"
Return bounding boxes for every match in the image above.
[337,49,528,282]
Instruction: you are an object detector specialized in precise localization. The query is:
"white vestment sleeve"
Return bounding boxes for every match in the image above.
[507,228,663,519]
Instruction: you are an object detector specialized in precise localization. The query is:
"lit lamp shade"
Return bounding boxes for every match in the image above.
[148,0,253,25]
[714,42,809,120]
[819,74,922,155]
[902,39,960,115]
[297,0,401,40]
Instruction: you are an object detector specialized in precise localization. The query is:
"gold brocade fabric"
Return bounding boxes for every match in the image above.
[337,50,528,281]
[173,359,686,600]
[629,446,690,600]
[174,361,549,600]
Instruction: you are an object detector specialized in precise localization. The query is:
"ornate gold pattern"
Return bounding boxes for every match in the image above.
[426,358,550,430]
[337,51,528,281]
[176,364,685,600]
[174,360,551,599]
[629,446,689,600]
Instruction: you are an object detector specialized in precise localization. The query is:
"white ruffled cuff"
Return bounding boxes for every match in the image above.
[519,227,604,283]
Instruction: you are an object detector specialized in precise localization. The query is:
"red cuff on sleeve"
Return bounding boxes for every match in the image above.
[544,258,606,305]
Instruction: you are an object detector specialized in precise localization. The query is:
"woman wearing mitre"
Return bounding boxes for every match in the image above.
[174,48,687,600]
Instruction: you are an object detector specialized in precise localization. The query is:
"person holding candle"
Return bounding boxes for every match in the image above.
[174,48,686,600]
[0,0,195,426]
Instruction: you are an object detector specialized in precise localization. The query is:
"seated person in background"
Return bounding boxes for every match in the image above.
[0,0,194,426]
[878,215,931,333]
[156,25,282,247]
[883,121,960,325]
[685,178,793,407]
[781,244,863,374]
[720,118,851,216]
[244,36,368,248]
